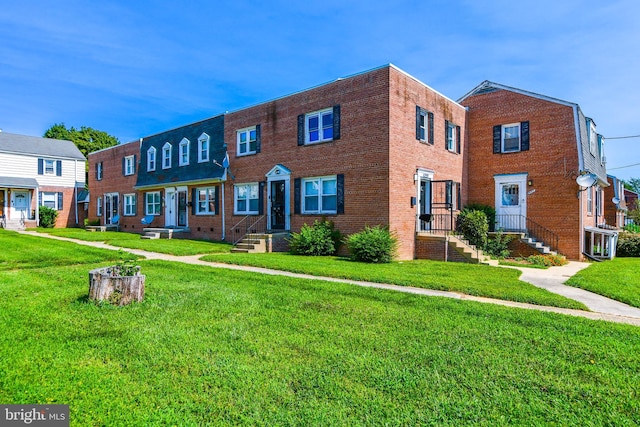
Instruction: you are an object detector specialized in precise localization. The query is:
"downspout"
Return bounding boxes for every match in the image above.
[74,159,79,225]
[221,173,226,241]
[573,105,585,258]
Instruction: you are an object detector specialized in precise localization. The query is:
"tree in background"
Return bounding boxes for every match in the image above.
[43,123,120,159]
[623,177,640,193]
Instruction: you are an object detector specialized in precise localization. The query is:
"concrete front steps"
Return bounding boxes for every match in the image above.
[231,235,268,253]
[522,235,557,255]
[447,235,499,266]
[140,228,186,239]
[2,219,26,231]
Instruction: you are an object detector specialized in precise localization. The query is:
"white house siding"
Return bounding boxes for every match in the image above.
[0,152,85,188]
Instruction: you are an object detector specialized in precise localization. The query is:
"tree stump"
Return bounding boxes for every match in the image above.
[88,265,145,306]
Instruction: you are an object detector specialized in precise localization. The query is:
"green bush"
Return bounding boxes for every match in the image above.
[485,231,513,258]
[456,209,488,249]
[623,223,640,233]
[288,219,341,256]
[465,203,496,232]
[39,206,59,228]
[617,232,640,257]
[347,225,397,263]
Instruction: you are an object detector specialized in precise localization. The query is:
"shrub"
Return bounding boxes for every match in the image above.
[39,206,58,228]
[484,231,513,258]
[347,225,397,263]
[456,209,488,249]
[617,232,640,257]
[623,223,640,233]
[288,219,341,256]
[84,218,100,227]
[465,203,496,232]
[526,254,568,267]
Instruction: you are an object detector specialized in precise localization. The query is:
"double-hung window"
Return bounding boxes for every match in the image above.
[45,159,55,175]
[587,187,593,215]
[306,108,333,144]
[196,187,217,215]
[493,121,530,153]
[124,194,136,216]
[416,107,434,144]
[97,197,103,216]
[96,162,103,180]
[162,143,172,169]
[146,191,161,215]
[234,183,259,215]
[198,133,209,163]
[41,192,61,210]
[179,138,190,166]
[147,147,156,171]
[588,119,597,156]
[446,122,457,152]
[237,127,257,156]
[124,155,135,176]
[302,176,337,214]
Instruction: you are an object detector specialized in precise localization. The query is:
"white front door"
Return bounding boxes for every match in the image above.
[165,188,177,228]
[12,191,30,220]
[494,174,527,231]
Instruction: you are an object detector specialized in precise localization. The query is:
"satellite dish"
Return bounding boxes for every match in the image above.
[576,173,597,188]
[612,197,620,205]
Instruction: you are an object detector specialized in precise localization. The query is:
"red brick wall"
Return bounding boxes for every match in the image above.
[35,186,82,228]
[462,89,586,260]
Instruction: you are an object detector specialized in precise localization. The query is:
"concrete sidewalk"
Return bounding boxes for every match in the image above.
[17,231,640,327]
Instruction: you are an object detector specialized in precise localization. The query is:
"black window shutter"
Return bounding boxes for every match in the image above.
[38,192,42,206]
[57,192,64,211]
[333,105,341,140]
[294,178,301,214]
[214,187,220,215]
[38,159,44,175]
[444,120,449,148]
[337,174,344,214]
[133,155,137,174]
[255,124,261,154]
[493,125,502,153]
[56,161,62,176]
[191,189,197,215]
[95,163,99,180]
[428,112,434,144]
[456,126,461,154]
[258,181,265,215]
[521,121,530,151]
[133,194,138,216]
[415,106,421,140]
[297,114,305,146]
[122,158,126,175]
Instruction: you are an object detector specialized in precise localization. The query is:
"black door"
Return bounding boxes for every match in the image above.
[271,180,286,230]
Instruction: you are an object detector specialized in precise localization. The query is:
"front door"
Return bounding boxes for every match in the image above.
[105,193,119,225]
[418,178,431,231]
[494,174,527,231]
[270,180,286,230]
[12,191,30,220]
[0,190,5,217]
[177,190,187,227]
[165,189,177,228]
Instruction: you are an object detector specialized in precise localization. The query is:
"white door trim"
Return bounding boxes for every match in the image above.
[164,187,177,228]
[266,165,291,231]
[494,173,528,231]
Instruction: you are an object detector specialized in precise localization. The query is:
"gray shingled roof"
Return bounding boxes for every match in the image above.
[0,131,85,160]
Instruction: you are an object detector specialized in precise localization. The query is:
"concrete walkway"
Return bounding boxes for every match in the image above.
[17,231,640,327]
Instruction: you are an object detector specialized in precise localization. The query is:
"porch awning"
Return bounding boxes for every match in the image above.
[0,176,39,189]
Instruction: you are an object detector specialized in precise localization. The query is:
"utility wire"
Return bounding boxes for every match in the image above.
[607,162,640,171]
[604,134,640,140]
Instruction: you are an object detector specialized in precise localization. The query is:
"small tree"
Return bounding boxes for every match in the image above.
[39,206,58,228]
[456,209,488,249]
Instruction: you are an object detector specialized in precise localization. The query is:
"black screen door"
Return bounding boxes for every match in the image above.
[271,180,286,230]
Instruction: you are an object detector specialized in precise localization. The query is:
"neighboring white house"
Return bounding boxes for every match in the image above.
[0,131,86,229]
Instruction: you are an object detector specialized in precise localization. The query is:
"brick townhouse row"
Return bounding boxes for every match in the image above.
[88,64,619,261]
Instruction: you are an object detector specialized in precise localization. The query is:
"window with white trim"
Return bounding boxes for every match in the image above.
[146,191,161,215]
[97,197,103,216]
[198,133,210,163]
[237,126,257,156]
[124,155,135,176]
[234,183,259,214]
[41,192,59,210]
[302,176,337,214]
[44,159,55,175]
[502,123,521,153]
[196,187,217,215]
[124,194,136,216]
[588,120,597,156]
[306,108,333,144]
[587,186,593,215]
[416,107,433,144]
[179,138,190,166]
[147,147,156,171]
[96,162,103,180]
[446,122,457,152]
[162,143,172,169]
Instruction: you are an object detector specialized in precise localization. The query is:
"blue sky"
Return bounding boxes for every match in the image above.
[1,0,639,179]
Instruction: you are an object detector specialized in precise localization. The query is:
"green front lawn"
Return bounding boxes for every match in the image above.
[33,228,232,256]
[566,258,640,308]
[0,233,639,425]
[202,252,586,310]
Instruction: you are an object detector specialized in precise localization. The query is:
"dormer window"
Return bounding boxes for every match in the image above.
[588,119,597,156]
[147,147,156,171]
[162,143,172,169]
[179,138,190,166]
[198,133,210,163]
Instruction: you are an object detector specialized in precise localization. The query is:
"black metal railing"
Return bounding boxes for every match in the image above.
[494,214,559,252]
[231,215,267,245]
[418,212,456,233]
